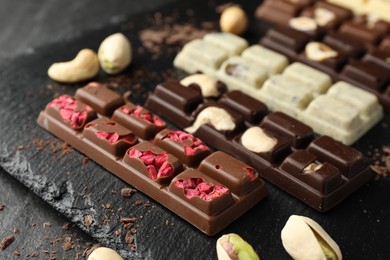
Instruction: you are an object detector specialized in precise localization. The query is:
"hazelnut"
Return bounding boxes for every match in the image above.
[220,6,248,35]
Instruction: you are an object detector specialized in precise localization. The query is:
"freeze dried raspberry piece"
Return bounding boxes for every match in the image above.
[174,178,229,200]
[47,95,94,129]
[164,130,208,155]
[121,105,165,127]
[95,131,135,144]
[154,129,211,167]
[128,148,174,181]
[83,117,137,156]
[169,169,234,215]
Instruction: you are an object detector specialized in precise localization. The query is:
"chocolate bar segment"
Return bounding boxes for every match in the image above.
[219,90,269,125]
[307,136,366,177]
[112,103,166,140]
[75,82,124,116]
[169,169,234,215]
[198,151,262,196]
[154,129,211,167]
[260,112,314,149]
[45,95,96,130]
[280,150,343,193]
[123,142,183,185]
[83,117,137,157]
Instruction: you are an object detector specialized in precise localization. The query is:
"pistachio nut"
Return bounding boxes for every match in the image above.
[87,247,123,260]
[216,233,260,260]
[98,33,132,74]
[281,215,342,260]
[185,107,235,134]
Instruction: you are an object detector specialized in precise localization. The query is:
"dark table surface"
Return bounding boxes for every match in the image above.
[1,1,390,260]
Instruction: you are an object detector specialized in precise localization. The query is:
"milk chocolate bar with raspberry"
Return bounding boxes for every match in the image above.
[37,86,267,236]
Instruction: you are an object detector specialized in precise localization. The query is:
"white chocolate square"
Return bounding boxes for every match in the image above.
[173,39,228,75]
[216,56,268,95]
[282,62,332,95]
[257,75,313,117]
[242,45,289,75]
[203,32,249,57]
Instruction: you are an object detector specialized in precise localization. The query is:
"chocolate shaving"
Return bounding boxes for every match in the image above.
[0,204,5,210]
[1,235,15,250]
[43,222,52,228]
[31,252,39,257]
[120,217,137,224]
[121,188,136,197]
[62,237,72,251]
[14,250,20,256]
[83,215,94,227]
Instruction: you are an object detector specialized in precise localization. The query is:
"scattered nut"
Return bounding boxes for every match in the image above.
[314,8,335,27]
[185,107,235,134]
[48,49,99,83]
[220,6,248,35]
[303,162,323,173]
[98,33,132,74]
[281,215,342,260]
[87,247,123,260]
[289,17,317,31]
[216,233,259,260]
[305,42,338,61]
[241,126,277,153]
[180,74,220,97]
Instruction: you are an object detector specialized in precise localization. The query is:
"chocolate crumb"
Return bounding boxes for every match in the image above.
[14,250,20,256]
[120,217,137,224]
[125,231,134,244]
[1,235,15,250]
[13,228,19,234]
[31,252,39,257]
[121,188,136,197]
[0,204,5,210]
[83,215,94,227]
[62,237,72,251]
[62,223,71,230]
[42,249,50,254]
[135,200,143,206]
[114,229,122,237]
[16,145,24,150]
[43,222,52,228]
[83,244,101,258]
[82,157,89,165]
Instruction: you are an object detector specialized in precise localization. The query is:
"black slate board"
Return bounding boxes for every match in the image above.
[1,1,390,259]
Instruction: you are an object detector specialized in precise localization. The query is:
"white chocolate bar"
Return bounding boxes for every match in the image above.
[241,45,288,75]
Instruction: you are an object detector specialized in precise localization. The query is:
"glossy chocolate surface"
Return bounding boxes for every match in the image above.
[146,79,373,211]
[37,84,267,235]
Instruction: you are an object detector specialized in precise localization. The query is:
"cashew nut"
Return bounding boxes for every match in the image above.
[241,126,277,153]
[185,107,235,134]
[48,49,99,83]
[98,33,132,74]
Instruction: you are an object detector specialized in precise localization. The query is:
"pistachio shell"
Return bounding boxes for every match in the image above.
[216,233,260,260]
[98,33,132,74]
[281,215,342,260]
